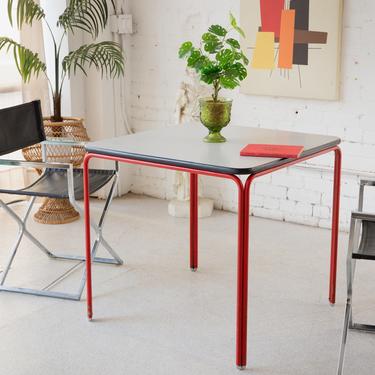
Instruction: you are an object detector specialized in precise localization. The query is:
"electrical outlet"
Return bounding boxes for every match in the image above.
[109,14,133,35]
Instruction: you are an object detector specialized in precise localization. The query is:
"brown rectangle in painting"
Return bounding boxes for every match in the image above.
[259,28,328,44]
[290,0,310,65]
[294,30,328,44]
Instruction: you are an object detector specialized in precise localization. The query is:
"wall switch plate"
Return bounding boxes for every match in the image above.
[110,14,133,34]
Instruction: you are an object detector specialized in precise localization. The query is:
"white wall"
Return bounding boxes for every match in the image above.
[123,0,374,231]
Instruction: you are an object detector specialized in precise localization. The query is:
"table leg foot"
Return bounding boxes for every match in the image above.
[237,365,246,371]
[190,267,197,272]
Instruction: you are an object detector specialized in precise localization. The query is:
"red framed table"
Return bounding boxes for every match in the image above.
[83,125,341,369]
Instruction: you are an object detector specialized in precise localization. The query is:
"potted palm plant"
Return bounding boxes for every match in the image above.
[0,0,125,224]
[179,13,249,143]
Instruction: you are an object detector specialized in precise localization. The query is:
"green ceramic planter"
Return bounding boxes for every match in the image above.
[199,97,233,143]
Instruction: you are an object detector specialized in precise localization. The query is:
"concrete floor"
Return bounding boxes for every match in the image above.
[0,194,374,375]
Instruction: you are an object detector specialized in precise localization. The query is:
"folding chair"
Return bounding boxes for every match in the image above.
[0,100,123,300]
[337,179,375,374]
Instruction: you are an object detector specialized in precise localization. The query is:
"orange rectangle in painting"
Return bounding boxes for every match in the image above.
[278,10,295,69]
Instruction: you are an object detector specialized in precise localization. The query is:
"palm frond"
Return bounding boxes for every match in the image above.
[0,37,46,82]
[62,41,125,79]
[58,0,109,38]
[7,0,45,28]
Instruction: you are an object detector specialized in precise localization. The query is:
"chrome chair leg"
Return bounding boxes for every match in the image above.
[337,218,356,375]
[0,197,38,284]
[76,238,101,300]
[71,172,122,300]
[337,300,352,375]
[0,197,54,259]
[70,171,123,266]
[0,174,123,300]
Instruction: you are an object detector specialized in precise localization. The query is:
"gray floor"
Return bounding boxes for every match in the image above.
[0,194,374,375]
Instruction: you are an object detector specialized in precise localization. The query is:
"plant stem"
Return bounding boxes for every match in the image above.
[51,39,63,122]
[212,80,221,102]
[52,94,62,123]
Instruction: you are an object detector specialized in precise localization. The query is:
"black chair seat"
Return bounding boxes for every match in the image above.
[0,168,115,200]
[353,220,375,260]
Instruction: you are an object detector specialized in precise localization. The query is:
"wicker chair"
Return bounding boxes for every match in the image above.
[0,101,123,300]
[337,179,375,374]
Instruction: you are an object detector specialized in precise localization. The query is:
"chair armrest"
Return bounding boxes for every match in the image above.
[0,159,73,170]
[42,139,86,147]
[360,179,375,187]
[352,211,375,222]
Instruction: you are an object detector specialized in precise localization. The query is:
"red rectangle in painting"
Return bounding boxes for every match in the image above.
[240,144,304,159]
[260,0,285,38]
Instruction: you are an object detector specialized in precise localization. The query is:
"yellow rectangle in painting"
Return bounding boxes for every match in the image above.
[251,32,275,69]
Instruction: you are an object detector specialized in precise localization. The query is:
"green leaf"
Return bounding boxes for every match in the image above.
[62,41,125,78]
[229,12,237,28]
[229,11,245,38]
[234,51,242,60]
[187,49,202,68]
[208,24,227,37]
[202,32,219,43]
[0,37,46,82]
[58,0,109,38]
[179,41,193,58]
[7,0,45,28]
[201,64,222,84]
[237,64,248,80]
[225,62,247,81]
[194,55,211,72]
[204,40,223,54]
[216,49,235,67]
[226,38,240,49]
[219,75,239,89]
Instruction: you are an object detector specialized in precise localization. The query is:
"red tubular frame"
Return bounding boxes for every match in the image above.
[83,145,341,369]
[190,173,198,270]
[329,148,342,304]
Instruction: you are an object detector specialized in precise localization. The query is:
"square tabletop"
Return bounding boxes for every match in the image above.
[85,125,340,175]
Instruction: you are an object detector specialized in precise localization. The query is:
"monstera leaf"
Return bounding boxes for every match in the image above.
[208,24,227,37]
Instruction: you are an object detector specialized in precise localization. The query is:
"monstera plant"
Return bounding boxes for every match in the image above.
[179,12,249,143]
[0,0,125,224]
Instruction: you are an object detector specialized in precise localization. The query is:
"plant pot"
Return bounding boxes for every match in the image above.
[22,117,89,224]
[199,97,233,143]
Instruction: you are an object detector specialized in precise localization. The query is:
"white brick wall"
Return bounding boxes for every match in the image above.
[124,0,375,232]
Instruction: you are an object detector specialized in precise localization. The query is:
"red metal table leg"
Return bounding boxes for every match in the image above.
[236,178,249,369]
[190,173,198,271]
[329,147,342,304]
[83,154,93,320]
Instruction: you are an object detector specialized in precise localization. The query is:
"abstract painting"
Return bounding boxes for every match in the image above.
[240,0,343,100]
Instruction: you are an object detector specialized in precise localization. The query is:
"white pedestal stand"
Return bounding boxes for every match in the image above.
[168,70,214,219]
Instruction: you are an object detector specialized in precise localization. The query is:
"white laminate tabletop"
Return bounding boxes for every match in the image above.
[86,125,340,175]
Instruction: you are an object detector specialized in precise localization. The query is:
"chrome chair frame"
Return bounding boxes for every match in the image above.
[337,179,375,375]
[0,140,123,301]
